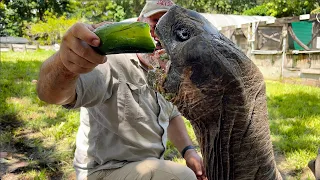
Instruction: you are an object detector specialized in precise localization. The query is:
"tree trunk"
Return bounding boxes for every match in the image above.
[288,24,310,50]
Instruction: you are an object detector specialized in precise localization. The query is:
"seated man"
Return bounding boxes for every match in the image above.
[36,0,207,179]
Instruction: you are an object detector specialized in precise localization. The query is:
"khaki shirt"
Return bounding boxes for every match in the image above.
[65,54,180,180]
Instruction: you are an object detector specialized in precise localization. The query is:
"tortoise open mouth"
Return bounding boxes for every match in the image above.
[146,38,173,93]
[155,39,162,51]
[149,36,171,74]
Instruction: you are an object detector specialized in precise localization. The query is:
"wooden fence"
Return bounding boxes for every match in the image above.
[0,43,59,52]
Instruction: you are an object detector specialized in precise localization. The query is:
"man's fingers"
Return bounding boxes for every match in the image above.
[92,21,113,29]
[61,55,93,74]
[194,161,203,176]
[59,44,99,74]
[66,48,98,69]
[200,175,208,180]
[66,37,106,64]
[86,24,95,31]
[58,22,108,75]
[70,22,100,47]
[200,161,208,180]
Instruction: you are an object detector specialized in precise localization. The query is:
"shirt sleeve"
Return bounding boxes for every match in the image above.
[63,63,114,109]
[156,92,181,121]
[169,104,181,121]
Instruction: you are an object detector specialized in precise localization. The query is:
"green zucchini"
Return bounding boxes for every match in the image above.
[93,22,156,55]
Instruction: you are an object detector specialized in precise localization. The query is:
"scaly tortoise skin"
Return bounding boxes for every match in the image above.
[155,5,283,180]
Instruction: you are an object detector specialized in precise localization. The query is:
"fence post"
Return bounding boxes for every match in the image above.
[281,24,288,79]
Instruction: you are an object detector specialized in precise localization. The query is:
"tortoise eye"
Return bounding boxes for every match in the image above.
[176,28,190,41]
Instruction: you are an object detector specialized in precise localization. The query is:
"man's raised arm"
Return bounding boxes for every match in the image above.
[36,22,107,105]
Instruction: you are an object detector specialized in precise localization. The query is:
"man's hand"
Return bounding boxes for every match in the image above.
[37,22,109,105]
[59,22,107,74]
[184,149,208,180]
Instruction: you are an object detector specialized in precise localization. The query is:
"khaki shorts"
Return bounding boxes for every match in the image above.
[87,158,197,180]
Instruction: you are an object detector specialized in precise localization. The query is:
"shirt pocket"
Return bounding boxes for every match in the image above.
[117,82,144,122]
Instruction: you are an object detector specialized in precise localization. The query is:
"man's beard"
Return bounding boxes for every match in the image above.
[137,53,158,69]
[138,50,171,93]
[137,49,169,71]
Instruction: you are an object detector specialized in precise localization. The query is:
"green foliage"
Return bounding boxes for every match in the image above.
[0,2,6,36]
[71,0,125,23]
[229,0,259,14]
[72,1,109,23]
[266,80,320,176]
[105,1,126,22]
[243,4,269,16]
[1,0,73,37]
[0,50,79,178]
[243,0,319,17]
[213,0,233,14]
[27,12,78,45]
[311,7,320,14]
[174,0,258,14]
[1,0,32,36]
[114,0,145,19]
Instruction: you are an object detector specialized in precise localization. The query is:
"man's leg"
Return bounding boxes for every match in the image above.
[87,158,197,180]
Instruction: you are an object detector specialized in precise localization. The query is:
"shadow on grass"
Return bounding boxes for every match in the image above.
[0,59,71,179]
[267,90,320,177]
[267,91,320,120]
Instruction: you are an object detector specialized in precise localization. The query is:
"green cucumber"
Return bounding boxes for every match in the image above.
[93,22,156,55]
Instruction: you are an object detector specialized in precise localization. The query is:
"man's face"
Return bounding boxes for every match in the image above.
[137,12,168,70]
[140,12,166,49]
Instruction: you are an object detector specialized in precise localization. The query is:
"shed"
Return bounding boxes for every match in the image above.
[289,21,313,50]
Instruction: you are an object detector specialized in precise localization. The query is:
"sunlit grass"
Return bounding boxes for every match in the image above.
[1,50,79,179]
[266,80,320,178]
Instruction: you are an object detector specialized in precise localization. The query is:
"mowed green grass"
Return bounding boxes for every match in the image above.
[0,50,319,179]
[0,50,79,179]
[266,80,320,179]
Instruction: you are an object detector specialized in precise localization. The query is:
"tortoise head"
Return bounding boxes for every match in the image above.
[155,5,223,93]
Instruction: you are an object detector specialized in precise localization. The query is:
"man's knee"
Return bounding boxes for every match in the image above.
[87,159,197,180]
[142,159,197,180]
[173,164,197,180]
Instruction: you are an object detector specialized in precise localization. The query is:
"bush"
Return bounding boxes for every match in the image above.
[243,4,269,16]
[243,0,318,18]
[311,7,320,14]
[26,12,78,45]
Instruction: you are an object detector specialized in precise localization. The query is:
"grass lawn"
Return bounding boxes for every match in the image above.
[1,50,319,179]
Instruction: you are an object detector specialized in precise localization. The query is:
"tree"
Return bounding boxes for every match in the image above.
[71,1,109,23]
[0,2,6,36]
[1,0,35,36]
[1,0,73,36]
[27,12,78,45]
[105,2,125,22]
[243,0,319,17]
[229,0,259,14]
[113,0,145,19]
[173,0,259,14]
[71,0,125,23]
[36,0,73,21]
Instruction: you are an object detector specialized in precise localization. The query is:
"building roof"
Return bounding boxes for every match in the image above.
[200,14,276,29]
[122,13,276,29]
